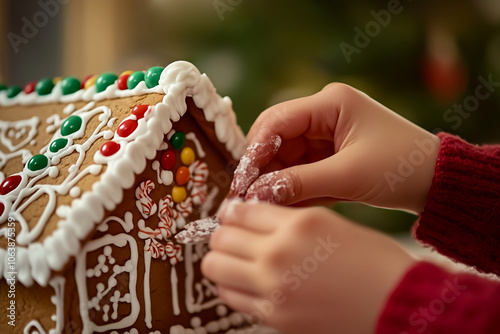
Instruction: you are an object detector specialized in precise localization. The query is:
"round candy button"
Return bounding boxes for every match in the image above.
[181,147,195,165]
[100,141,120,157]
[27,154,49,172]
[127,71,145,90]
[161,150,176,170]
[60,77,81,95]
[175,166,190,185]
[145,66,164,88]
[23,81,37,94]
[172,186,187,203]
[95,73,118,93]
[171,132,185,150]
[117,119,138,138]
[0,175,22,195]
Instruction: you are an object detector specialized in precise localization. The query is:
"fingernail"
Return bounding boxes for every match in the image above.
[245,171,294,204]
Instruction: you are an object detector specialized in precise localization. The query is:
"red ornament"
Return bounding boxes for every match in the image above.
[175,166,190,185]
[0,203,4,216]
[161,150,176,170]
[23,81,37,94]
[0,175,22,195]
[81,74,94,89]
[117,74,130,90]
[117,119,138,137]
[100,141,120,157]
[131,105,150,120]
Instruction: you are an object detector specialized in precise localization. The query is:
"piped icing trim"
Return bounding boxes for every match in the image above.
[0,61,246,286]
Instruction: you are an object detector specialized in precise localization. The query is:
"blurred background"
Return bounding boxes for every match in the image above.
[0,0,499,234]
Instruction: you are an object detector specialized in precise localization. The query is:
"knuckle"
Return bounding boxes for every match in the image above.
[290,207,329,235]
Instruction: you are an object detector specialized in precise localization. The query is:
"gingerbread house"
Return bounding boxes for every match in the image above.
[0,61,254,333]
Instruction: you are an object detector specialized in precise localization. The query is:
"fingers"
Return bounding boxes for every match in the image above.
[201,252,258,294]
[244,147,363,205]
[229,135,282,199]
[217,285,264,316]
[209,225,264,260]
[217,200,295,232]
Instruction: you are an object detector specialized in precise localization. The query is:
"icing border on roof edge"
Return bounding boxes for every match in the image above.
[0,61,246,286]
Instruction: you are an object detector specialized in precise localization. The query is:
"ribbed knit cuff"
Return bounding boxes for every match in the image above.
[376,261,500,334]
[415,133,500,275]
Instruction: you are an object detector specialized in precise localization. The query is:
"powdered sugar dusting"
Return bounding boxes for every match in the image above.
[230,135,282,198]
[245,170,295,204]
[175,215,220,244]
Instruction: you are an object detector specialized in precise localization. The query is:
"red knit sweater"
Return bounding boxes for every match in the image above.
[376,133,500,334]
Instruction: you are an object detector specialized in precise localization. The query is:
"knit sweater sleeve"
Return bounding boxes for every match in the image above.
[376,261,500,334]
[414,132,500,275]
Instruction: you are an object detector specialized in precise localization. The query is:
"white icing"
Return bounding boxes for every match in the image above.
[75,233,139,334]
[186,132,206,158]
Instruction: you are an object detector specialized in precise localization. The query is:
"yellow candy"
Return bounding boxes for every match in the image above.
[84,75,98,89]
[53,76,62,84]
[181,147,195,166]
[172,186,187,203]
[120,70,134,77]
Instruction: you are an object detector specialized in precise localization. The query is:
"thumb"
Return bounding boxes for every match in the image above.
[245,149,359,205]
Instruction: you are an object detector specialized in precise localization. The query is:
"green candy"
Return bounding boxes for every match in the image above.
[171,132,185,150]
[145,66,164,88]
[61,116,82,136]
[95,73,118,93]
[60,77,81,95]
[6,86,22,98]
[49,138,69,153]
[127,71,145,89]
[35,78,55,96]
[0,84,7,91]
[27,154,49,171]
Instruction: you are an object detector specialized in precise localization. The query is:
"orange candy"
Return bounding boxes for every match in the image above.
[175,166,190,185]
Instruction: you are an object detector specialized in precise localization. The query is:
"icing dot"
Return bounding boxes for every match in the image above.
[117,119,138,138]
[171,132,185,150]
[181,147,196,165]
[216,305,228,317]
[35,78,55,95]
[117,70,133,90]
[161,149,176,170]
[218,317,230,331]
[60,115,82,136]
[60,76,81,95]
[23,81,37,94]
[175,166,190,185]
[104,245,112,256]
[191,317,202,328]
[48,167,59,178]
[127,71,145,89]
[172,186,187,203]
[81,74,94,89]
[100,141,120,157]
[27,154,49,172]
[86,268,94,277]
[145,66,164,88]
[0,203,4,217]
[6,86,22,98]
[229,312,243,326]
[69,186,81,197]
[131,105,150,119]
[83,74,98,89]
[95,73,118,93]
[0,175,22,195]
[205,320,220,333]
[49,138,68,153]
[0,84,6,91]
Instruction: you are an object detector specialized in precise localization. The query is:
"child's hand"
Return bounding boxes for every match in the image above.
[235,83,440,214]
[202,201,415,334]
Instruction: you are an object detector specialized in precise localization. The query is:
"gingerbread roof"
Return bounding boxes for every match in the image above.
[0,61,246,287]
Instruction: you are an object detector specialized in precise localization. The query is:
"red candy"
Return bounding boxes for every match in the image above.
[81,74,94,89]
[117,74,130,90]
[0,175,22,195]
[100,141,120,157]
[0,202,4,216]
[117,119,138,137]
[131,105,150,120]
[23,81,37,94]
[161,150,176,170]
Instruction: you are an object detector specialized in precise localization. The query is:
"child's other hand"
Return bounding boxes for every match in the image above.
[201,201,415,334]
[237,83,440,214]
